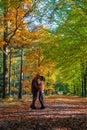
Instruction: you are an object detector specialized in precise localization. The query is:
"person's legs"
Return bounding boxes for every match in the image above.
[39,91,45,109]
[31,91,38,109]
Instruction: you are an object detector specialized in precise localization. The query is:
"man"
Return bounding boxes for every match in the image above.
[30,74,40,109]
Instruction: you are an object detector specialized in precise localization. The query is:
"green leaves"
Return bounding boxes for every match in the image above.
[39,0,87,96]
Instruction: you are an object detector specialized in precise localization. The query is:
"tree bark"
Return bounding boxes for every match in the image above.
[82,78,84,97]
[73,85,76,95]
[83,74,86,97]
[8,49,12,96]
[3,45,8,98]
[18,49,24,99]
[2,8,9,98]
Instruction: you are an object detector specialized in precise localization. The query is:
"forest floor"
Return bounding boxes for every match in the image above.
[0,95,87,130]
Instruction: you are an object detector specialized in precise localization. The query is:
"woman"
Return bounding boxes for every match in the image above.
[38,76,45,109]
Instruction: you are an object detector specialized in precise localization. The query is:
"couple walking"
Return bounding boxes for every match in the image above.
[30,74,45,109]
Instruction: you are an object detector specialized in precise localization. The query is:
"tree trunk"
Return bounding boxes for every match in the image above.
[73,85,76,95]
[82,78,84,97]
[3,45,8,98]
[18,49,24,99]
[83,74,86,97]
[8,49,12,96]
[2,8,9,98]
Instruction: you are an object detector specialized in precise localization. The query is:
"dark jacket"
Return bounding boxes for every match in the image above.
[31,77,39,92]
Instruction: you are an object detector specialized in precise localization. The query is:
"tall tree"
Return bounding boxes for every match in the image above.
[0,0,35,98]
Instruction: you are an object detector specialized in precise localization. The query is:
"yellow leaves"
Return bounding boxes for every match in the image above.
[23,28,47,43]
[11,87,18,92]
[12,58,17,64]
[17,10,25,18]
[12,76,17,81]
[23,0,32,4]
[25,87,30,93]
[45,86,55,93]
[22,80,31,93]
[66,0,72,2]
[0,17,15,21]
[0,40,6,47]
[27,0,32,2]
[11,27,47,47]
[10,0,21,9]
[22,80,29,87]
[36,66,47,75]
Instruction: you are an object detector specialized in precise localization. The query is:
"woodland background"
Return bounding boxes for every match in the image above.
[0,0,87,99]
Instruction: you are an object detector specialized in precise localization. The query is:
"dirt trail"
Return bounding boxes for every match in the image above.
[0,95,87,130]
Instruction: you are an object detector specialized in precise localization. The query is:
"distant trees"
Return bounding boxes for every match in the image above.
[0,0,87,98]
[32,0,87,97]
[46,0,87,97]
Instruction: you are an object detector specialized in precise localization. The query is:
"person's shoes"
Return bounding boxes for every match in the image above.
[40,106,45,109]
[30,104,32,108]
[30,104,36,109]
[31,107,36,109]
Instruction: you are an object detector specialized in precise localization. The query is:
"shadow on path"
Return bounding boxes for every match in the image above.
[0,95,87,130]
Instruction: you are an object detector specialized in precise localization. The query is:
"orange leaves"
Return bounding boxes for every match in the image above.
[22,80,31,92]
[0,0,33,46]
[17,10,25,19]
[11,27,46,47]
[0,0,46,48]
[0,40,6,47]
[22,80,29,87]
[0,17,15,21]
[11,87,18,92]
[22,0,32,10]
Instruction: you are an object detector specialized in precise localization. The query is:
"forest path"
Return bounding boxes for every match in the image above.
[0,95,87,130]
